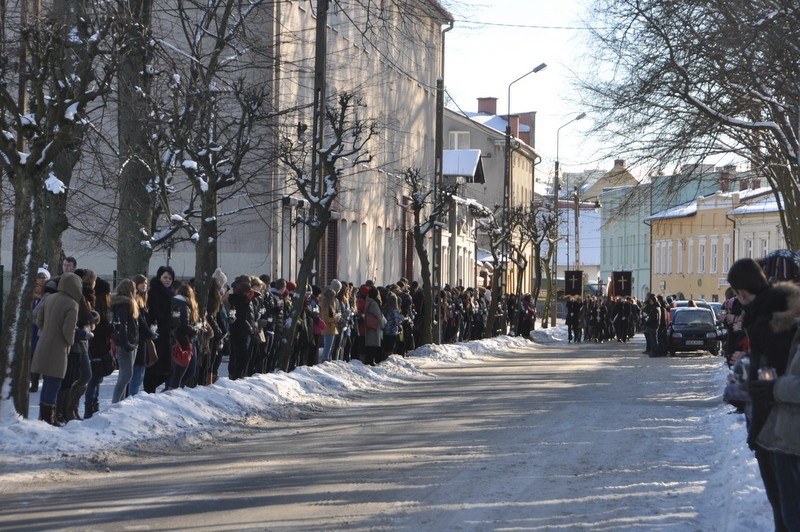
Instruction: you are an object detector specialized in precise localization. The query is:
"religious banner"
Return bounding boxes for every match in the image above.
[612,271,632,297]
[565,270,583,296]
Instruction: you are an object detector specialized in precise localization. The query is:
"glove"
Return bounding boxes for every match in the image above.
[748,379,775,402]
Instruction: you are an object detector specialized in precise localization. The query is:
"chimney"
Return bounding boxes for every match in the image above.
[752,178,761,188]
[740,178,749,191]
[477,97,497,115]
[720,172,730,192]
[509,115,520,137]
[614,159,626,168]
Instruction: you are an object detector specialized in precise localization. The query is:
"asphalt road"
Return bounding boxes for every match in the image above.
[0,338,726,531]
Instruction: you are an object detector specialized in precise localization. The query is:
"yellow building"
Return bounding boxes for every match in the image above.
[648,188,771,302]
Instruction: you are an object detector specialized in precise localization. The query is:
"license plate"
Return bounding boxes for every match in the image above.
[686,340,704,346]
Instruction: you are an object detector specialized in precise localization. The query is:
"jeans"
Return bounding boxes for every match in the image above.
[321,334,336,362]
[39,376,61,405]
[774,451,800,531]
[167,351,197,389]
[113,346,136,403]
[129,365,146,396]
[75,342,93,386]
[85,375,103,406]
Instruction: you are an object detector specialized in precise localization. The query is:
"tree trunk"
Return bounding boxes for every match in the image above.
[485,261,503,338]
[42,151,77,270]
[276,211,330,372]
[0,172,46,419]
[194,192,218,321]
[116,0,154,279]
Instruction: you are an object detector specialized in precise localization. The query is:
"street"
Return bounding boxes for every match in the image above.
[1,338,762,531]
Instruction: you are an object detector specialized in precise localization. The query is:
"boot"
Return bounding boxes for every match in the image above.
[39,404,63,427]
[84,401,95,420]
[210,374,218,384]
[65,384,87,422]
[55,387,69,425]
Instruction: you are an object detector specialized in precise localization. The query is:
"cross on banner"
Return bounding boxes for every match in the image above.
[565,270,583,296]
[612,271,632,297]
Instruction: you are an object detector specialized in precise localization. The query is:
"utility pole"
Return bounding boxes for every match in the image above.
[310,0,329,286]
[432,77,443,343]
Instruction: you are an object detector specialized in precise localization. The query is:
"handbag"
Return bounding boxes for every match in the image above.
[171,341,193,367]
[145,339,158,368]
[90,350,116,378]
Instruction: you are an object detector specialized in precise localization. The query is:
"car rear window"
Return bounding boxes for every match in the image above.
[672,310,714,326]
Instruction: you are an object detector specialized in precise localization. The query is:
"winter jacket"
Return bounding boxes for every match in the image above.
[320,298,340,336]
[147,277,175,377]
[643,301,661,328]
[364,297,383,347]
[171,295,197,350]
[758,325,800,456]
[742,282,800,449]
[383,309,404,336]
[30,273,82,379]
[111,294,139,352]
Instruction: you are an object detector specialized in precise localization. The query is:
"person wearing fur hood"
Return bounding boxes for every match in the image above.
[30,272,83,425]
[728,258,800,532]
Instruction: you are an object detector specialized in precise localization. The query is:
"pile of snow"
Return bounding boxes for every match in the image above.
[0,336,528,465]
[0,333,777,531]
[530,323,569,343]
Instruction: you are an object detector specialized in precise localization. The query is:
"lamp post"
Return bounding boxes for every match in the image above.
[503,63,546,298]
[551,111,586,326]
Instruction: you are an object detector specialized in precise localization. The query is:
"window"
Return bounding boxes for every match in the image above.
[654,242,660,274]
[723,238,731,273]
[630,235,637,267]
[710,238,718,274]
[618,236,623,265]
[759,236,769,257]
[698,239,706,274]
[677,241,683,274]
[643,233,649,264]
[745,238,753,258]
[667,241,673,274]
[449,131,470,150]
[688,239,694,274]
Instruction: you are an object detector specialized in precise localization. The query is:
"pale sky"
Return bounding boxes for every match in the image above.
[443,0,612,183]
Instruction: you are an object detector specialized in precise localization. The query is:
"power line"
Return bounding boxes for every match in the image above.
[452,20,606,31]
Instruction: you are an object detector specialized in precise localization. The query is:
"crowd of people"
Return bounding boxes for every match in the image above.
[30,259,473,426]
[26,254,800,529]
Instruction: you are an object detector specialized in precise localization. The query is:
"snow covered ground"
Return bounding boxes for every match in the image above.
[0,327,772,530]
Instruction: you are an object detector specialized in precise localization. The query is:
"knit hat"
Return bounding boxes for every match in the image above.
[286,281,297,292]
[359,285,370,296]
[329,279,342,294]
[37,266,50,280]
[212,267,228,287]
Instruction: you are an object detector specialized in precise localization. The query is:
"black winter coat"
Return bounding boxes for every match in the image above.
[742,282,800,449]
[111,295,139,351]
[146,278,174,376]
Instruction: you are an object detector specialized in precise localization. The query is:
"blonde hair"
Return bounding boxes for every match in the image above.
[115,279,139,320]
[177,284,199,323]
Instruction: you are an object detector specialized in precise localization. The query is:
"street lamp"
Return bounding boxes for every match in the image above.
[503,63,546,297]
[551,111,586,326]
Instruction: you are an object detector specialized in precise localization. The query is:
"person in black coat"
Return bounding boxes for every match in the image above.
[228,276,256,379]
[729,258,800,532]
[144,265,176,393]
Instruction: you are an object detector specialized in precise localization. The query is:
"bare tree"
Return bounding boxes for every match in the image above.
[583,0,800,246]
[0,0,119,418]
[131,0,278,313]
[470,205,506,337]
[275,92,378,372]
[398,167,456,347]
[513,203,558,327]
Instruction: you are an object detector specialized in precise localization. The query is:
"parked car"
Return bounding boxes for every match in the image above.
[708,302,723,324]
[665,307,720,356]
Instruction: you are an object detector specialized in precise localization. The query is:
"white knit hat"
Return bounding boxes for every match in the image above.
[211,267,227,287]
[37,266,50,280]
[329,279,342,294]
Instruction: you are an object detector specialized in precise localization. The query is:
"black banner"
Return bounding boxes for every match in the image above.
[565,270,583,296]
[612,271,632,297]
